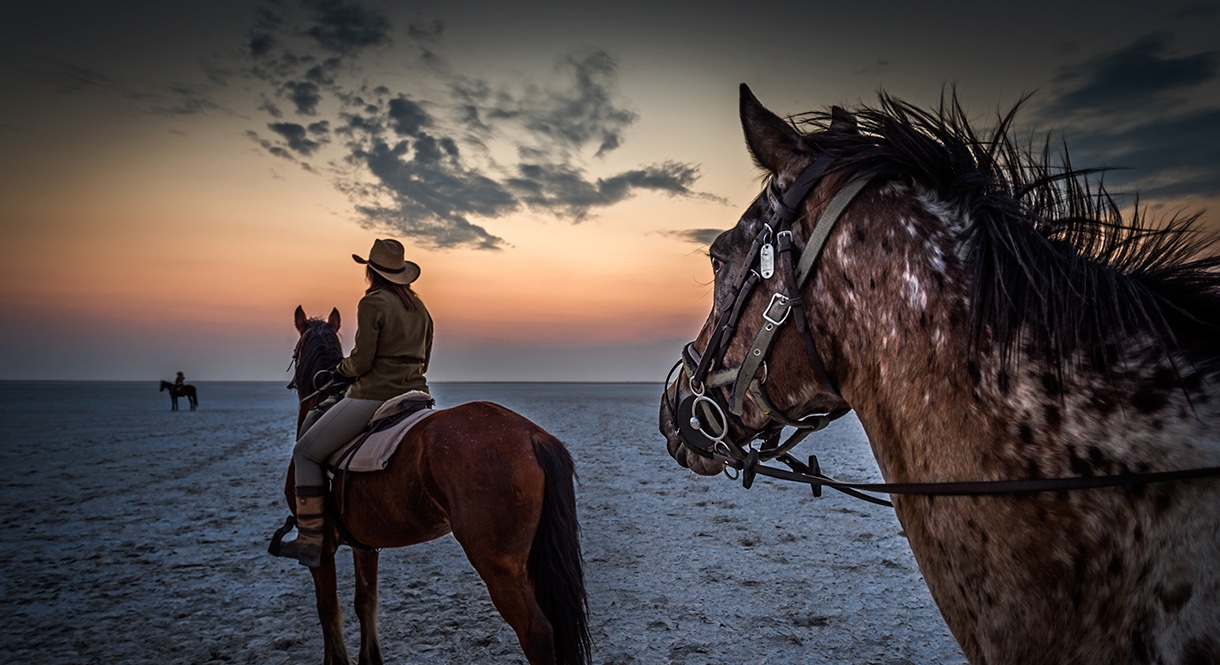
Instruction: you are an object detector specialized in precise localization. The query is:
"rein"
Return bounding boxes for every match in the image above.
[695,439,1220,508]
[669,157,1220,508]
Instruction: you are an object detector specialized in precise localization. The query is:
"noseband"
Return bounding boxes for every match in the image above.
[672,156,872,469]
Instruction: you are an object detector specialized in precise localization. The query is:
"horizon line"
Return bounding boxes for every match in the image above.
[0,379,667,385]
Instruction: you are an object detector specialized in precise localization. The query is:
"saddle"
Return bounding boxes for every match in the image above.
[306,391,437,474]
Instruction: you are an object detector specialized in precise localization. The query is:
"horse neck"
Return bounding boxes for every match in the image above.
[809,182,1219,484]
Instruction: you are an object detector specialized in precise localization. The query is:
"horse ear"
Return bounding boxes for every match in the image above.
[740,83,805,174]
[327,307,341,332]
[830,106,858,134]
[294,305,307,333]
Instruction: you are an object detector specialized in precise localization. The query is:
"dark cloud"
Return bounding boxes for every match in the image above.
[258,98,283,118]
[303,59,341,86]
[459,51,638,158]
[268,122,322,155]
[246,130,294,161]
[1064,107,1220,198]
[664,229,723,245]
[352,139,512,250]
[303,0,392,54]
[388,96,429,137]
[1050,33,1217,114]
[356,204,504,251]
[358,138,516,216]
[1038,34,1220,203]
[285,80,322,115]
[242,7,713,251]
[505,161,707,220]
[249,33,276,58]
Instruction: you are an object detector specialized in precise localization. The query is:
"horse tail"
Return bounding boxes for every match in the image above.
[528,432,591,665]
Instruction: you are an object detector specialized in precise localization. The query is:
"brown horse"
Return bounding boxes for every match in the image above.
[660,85,1220,664]
[159,380,197,410]
[278,306,590,665]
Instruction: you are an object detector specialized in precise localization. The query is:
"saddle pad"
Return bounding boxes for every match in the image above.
[326,407,437,473]
[369,390,433,424]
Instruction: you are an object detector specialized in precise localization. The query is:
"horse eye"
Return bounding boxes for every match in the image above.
[711,257,724,273]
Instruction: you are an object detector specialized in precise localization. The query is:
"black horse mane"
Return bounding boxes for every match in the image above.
[291,318,343,393]
[794,93,1220,378]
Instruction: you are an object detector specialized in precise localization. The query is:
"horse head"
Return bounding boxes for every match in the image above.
[658,84,1220,665]
[660,84,863,476]
[290,305,344,425]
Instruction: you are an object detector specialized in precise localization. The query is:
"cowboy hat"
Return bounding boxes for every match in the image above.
[352,238,420,285]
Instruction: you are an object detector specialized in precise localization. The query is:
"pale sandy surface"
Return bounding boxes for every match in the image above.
[0,381,966,664]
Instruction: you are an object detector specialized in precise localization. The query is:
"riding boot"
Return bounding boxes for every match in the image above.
[274,486,326,568]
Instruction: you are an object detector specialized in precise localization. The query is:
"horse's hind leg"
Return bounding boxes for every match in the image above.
[463,550,555,665]
[352,549,383,665]
[310,548,350,665]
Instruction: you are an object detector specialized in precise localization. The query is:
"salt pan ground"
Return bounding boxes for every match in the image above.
[0,381,965,664]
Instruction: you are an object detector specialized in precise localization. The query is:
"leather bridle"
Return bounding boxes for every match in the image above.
[670,155,869,466]
[666,156,1220,507]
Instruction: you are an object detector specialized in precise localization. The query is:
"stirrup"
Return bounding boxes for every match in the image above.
[267,515,297,556]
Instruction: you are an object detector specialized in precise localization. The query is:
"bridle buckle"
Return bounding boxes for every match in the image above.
[763,292,791,326]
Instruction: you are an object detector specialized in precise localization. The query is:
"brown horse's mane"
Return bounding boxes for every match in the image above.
[792,93,1220,377]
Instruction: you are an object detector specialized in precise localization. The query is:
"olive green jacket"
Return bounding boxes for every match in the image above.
[336,289,432,400]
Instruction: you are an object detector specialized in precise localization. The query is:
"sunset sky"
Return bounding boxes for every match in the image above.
[2,0,1218,381]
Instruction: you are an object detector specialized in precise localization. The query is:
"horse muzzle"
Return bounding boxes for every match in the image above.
[659,361,736,476]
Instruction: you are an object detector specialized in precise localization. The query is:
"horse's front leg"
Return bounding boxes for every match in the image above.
[353,549,383,665]
[310,547,350,665]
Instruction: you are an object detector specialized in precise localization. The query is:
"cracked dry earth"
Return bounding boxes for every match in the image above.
[0,381,965,664]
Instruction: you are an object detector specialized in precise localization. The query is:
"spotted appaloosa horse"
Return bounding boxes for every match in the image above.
[659,85,1220,664]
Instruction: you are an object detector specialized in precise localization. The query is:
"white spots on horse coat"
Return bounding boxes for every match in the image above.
[755,162,1220,665]
[902,268,927,311]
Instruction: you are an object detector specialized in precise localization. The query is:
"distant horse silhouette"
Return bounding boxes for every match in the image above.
[275,306,590,665]
[660,85,1220,664]
[159,380,197,411]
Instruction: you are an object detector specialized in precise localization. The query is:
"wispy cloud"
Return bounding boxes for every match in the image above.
[240,2,715,251]
[1037,33,1220,202]
[661,228,722,246]
[302,0,392,54]
[26,60,228,118]
[1048,33,1217,116]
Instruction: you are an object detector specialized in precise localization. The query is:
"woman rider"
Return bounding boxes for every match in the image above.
[274,238,434,567]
